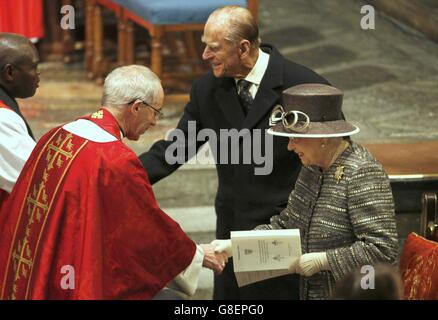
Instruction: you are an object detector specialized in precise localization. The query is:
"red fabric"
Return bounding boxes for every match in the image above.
[0,0,44,40]
[0,100,12,111]
[0,190,8,214]
[400,232,438,300]
[0,110,196,299]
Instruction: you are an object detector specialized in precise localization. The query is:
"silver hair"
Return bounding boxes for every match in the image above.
[101,65,162,107]
[207,6,260,48]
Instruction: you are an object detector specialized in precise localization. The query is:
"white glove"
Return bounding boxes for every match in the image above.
[288,258,300,273]
[210,239,232,257]
[297,252,330,277]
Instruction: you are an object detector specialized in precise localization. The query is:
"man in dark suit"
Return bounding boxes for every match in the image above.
[139,5,329,299]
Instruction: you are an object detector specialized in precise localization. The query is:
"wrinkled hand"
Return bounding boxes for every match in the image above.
[200,244,229,275]
[210,239,232,257]
[296,252,330,277]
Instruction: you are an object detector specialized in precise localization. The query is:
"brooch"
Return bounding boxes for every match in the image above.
[91,110,104,119]
[334,165,345,183]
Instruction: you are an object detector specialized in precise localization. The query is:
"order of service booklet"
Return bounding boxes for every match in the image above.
[231,229,302,287]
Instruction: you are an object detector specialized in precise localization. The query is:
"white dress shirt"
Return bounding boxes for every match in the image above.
[235,48,270,99]
[0,108,36,193]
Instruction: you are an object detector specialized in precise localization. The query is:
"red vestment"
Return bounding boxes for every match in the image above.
[0,109,196,299]
[0,190,7,213]
[0,0,44,40]
[400,232,438,299]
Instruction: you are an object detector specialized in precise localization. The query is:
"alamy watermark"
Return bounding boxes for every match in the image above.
[360,5,375,30]
[60,5,75,30]
[60,265,75,290]
[360,265,375,289]
[164,121,274,175]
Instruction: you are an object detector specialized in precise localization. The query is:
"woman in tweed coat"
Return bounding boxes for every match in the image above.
[213,83,399,299]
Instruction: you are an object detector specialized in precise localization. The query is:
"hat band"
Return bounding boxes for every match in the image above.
[269,105,310,133]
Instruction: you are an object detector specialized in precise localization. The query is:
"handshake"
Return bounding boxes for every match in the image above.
[199,243,229,275]
[208,239,331,277]
[199,238,237,274]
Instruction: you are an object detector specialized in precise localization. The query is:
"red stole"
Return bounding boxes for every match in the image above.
[0,109,196,299]
[1,127,88,299]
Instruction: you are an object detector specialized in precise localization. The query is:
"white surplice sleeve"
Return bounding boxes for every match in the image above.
[0,108,35,193]
[170,245,204,296]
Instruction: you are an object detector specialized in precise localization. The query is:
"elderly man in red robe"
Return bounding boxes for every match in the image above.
[0,65,226,300]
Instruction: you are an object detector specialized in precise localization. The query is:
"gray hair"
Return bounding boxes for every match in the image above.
[207,6,260,48]
[101,65,162,107]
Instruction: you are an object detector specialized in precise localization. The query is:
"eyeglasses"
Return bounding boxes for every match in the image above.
[130,99,164,120]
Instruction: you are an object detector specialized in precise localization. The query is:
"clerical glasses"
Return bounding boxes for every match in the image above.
[130,99,164,120]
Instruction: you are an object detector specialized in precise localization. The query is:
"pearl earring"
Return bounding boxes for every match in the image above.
[321,143,326,148]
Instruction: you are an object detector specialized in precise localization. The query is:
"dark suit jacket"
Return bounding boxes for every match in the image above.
[140,44,328,238]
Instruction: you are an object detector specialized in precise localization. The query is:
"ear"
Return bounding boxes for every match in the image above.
[1,64,14,82]
[239,40,251,58]
[127,100,140,117]
[131,100,141,113]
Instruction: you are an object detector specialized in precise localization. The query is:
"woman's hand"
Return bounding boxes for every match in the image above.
[210,239,233,257]
[297,252,330,277]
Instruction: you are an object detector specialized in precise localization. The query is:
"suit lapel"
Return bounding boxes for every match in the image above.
[214,77,245,129]
[241,86,279,130]
[241,45,284,130]
[214,45,286,131]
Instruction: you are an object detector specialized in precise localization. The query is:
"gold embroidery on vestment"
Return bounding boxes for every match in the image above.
[91,110,103,119]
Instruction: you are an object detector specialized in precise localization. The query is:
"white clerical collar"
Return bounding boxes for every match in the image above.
[234,48,269,85]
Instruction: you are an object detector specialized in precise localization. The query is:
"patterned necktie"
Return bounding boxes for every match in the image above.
[237,79,253,115]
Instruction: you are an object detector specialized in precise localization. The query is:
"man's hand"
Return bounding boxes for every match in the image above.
[296,252,330,277]
[200,244,228,275]
[210,239,232,257]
